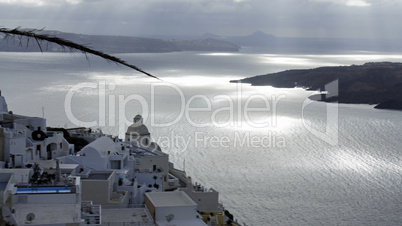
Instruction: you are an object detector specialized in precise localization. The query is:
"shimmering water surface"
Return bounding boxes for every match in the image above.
[1,50,401,225]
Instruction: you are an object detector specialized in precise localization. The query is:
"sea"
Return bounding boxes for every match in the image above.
[1,48,401,225]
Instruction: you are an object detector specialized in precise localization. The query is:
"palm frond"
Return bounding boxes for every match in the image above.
[0,27,159,80]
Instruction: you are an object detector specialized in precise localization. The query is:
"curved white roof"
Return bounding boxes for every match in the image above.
[80,136,116,158]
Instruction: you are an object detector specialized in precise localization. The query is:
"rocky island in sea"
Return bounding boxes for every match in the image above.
[231,62,402,110]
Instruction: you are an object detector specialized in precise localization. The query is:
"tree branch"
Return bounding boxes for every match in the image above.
[0,27,159,80]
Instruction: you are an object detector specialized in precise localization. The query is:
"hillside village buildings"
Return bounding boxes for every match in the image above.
[0,91,237,226]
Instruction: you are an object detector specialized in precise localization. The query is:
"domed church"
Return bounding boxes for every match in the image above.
[125,115,151,146]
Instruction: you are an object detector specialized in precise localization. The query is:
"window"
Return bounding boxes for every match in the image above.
[36,144,41,155]
[110,160,121,169]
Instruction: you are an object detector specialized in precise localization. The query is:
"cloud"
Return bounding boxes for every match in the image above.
[0,0,45,6]
[310,0,371,7]
[346,0,371,7]
[0,0,92,6]
[66,0,81,4]
[0,0,401,39]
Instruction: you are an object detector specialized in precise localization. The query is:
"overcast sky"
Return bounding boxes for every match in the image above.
[0,0,401,39]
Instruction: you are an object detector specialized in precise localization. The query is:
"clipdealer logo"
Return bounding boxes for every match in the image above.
[64,80,339,149]
[302,80,339,146]
[152,130,286,152]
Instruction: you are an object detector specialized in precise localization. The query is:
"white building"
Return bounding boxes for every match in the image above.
[0,168,82,226]
[60,118,180,194]
[179,179,220,212]
[0,91,73,169]
[145,191,207,226]
[80,170,130,208]
[62,136,133,171]
[100,207,154,225]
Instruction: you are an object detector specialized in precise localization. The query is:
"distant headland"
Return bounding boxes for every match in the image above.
[0,30,240,53]
[231,62,402,110]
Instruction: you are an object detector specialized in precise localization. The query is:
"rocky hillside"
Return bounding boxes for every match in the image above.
[232,62,402,110]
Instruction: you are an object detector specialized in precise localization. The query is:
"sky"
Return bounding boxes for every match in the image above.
[0,0,401,39]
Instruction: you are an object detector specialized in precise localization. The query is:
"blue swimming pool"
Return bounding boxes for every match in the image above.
[16,187,71,194]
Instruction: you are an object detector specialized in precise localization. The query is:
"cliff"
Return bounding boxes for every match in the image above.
[231,62,402,110]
